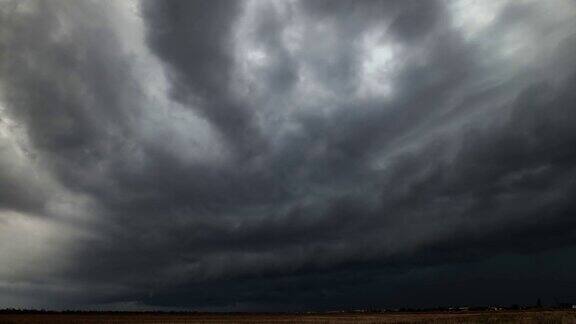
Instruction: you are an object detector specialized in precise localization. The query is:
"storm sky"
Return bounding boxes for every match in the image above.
[1,0,576,311]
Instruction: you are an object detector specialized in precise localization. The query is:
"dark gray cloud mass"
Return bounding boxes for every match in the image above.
[1,0,576,311]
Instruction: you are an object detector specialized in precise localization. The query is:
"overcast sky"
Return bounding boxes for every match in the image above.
[1,0,576,311]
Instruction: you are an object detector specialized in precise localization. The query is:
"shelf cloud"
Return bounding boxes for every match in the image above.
[1,0,576,310]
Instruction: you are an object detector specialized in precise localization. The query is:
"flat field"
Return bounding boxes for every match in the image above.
[1,310,575,323]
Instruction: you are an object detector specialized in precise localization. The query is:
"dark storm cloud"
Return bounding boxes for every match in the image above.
[1,0,576,310]
[141,0,265,158]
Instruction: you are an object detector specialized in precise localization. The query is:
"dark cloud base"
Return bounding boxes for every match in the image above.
[1,0,576,310]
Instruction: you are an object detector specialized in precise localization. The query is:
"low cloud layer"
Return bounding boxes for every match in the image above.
[1,0,576,310]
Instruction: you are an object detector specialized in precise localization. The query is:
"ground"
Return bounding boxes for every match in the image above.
[1,310,576,323]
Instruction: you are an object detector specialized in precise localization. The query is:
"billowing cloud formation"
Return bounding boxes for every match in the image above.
[1,0,576,310]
